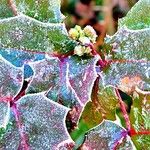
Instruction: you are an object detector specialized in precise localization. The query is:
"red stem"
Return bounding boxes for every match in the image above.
[115,88,131,131]
[12,104,30,150]
[8,0,18,16]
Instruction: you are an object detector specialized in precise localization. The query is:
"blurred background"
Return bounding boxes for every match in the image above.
[61,0,138,48]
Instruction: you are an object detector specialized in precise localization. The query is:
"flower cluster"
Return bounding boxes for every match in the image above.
[69,25,97,56]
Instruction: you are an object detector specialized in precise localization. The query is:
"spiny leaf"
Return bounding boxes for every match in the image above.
[104,0,150,92]
[14,0,63,23]
[80,77,118,129]
[101,61,150,93]
[0,55,23,97]
[119,0,150,30]
[0,48,45,67]
[26,57,60,94]
[0,93,73,149]
[27,56,98,106]
[0,15,75,54]
[26,56,98,124]
[0,0,63,23]
[81,120,134,150]
[106,28,150,60]
[67,55,98,105]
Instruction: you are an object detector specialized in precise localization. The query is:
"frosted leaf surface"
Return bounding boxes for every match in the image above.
[101,61,150,93]
[130,95,150,149]
[27,57,60,94]
[14,0,63,23]
[0,15,75,54]
[68,56,98,104]
[104,0,150,91]
[81,81,117,128]
[106,28,150,60]
[0,48,45,67]
[82,120,133,150]
[0,112,20,150]
[0,102,10,128]
[0,94,72,149]
[27,56,98,106]
[118,0,150,30]
[0,56,23,97]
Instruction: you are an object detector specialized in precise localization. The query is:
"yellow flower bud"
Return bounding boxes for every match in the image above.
[74,45,85,56]
[79,36,91,45]
[84,47,92,54]
[84,25,97,43]
[68,28,79,40]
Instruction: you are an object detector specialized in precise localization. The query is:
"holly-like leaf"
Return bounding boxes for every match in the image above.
[0,102,10,129]
[80,77,118,129]
[104,0,150,92]
[0,55,23,97]
[26,57,60,94]
[0,0,63,23]
[0,93,73,149]
[119,0,150,30]
[0,48,45,67]
[81,120,134,150]
[14,0,63,23]
[0,15,75,55]
[101,61,150,93]
[26,56,98,125]
[67,56,99,105]
[130,94,150,149]
[27,56,98,106]
[106,28,150,60]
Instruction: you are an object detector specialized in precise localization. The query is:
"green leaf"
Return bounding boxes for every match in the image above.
[106,28,150,60]
[0,15,75,54]
[119,0,150,30]
[104,0,150,92]
[80,77,118,129]
[0,0,14,18]
[0,0,63,23]
[14,0,63,23]
[101,61,150,93]
[130,94,150,149]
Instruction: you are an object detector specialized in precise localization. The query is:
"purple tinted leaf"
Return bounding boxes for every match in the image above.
[27,57,60,94]
[0,102,10,128]
[27,56,98,107]
[0,94,73,149]
[68,56,99,104]
[26,57,82,124]
[81,120,134,150]
[0,56,23,97]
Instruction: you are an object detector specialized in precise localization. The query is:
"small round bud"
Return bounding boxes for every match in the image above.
[79,36,91,45]
[84,25,97,43]
[75,25,82,31]
[68,28,79,40]
[74,45,85,56]
[84,46,92,54]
